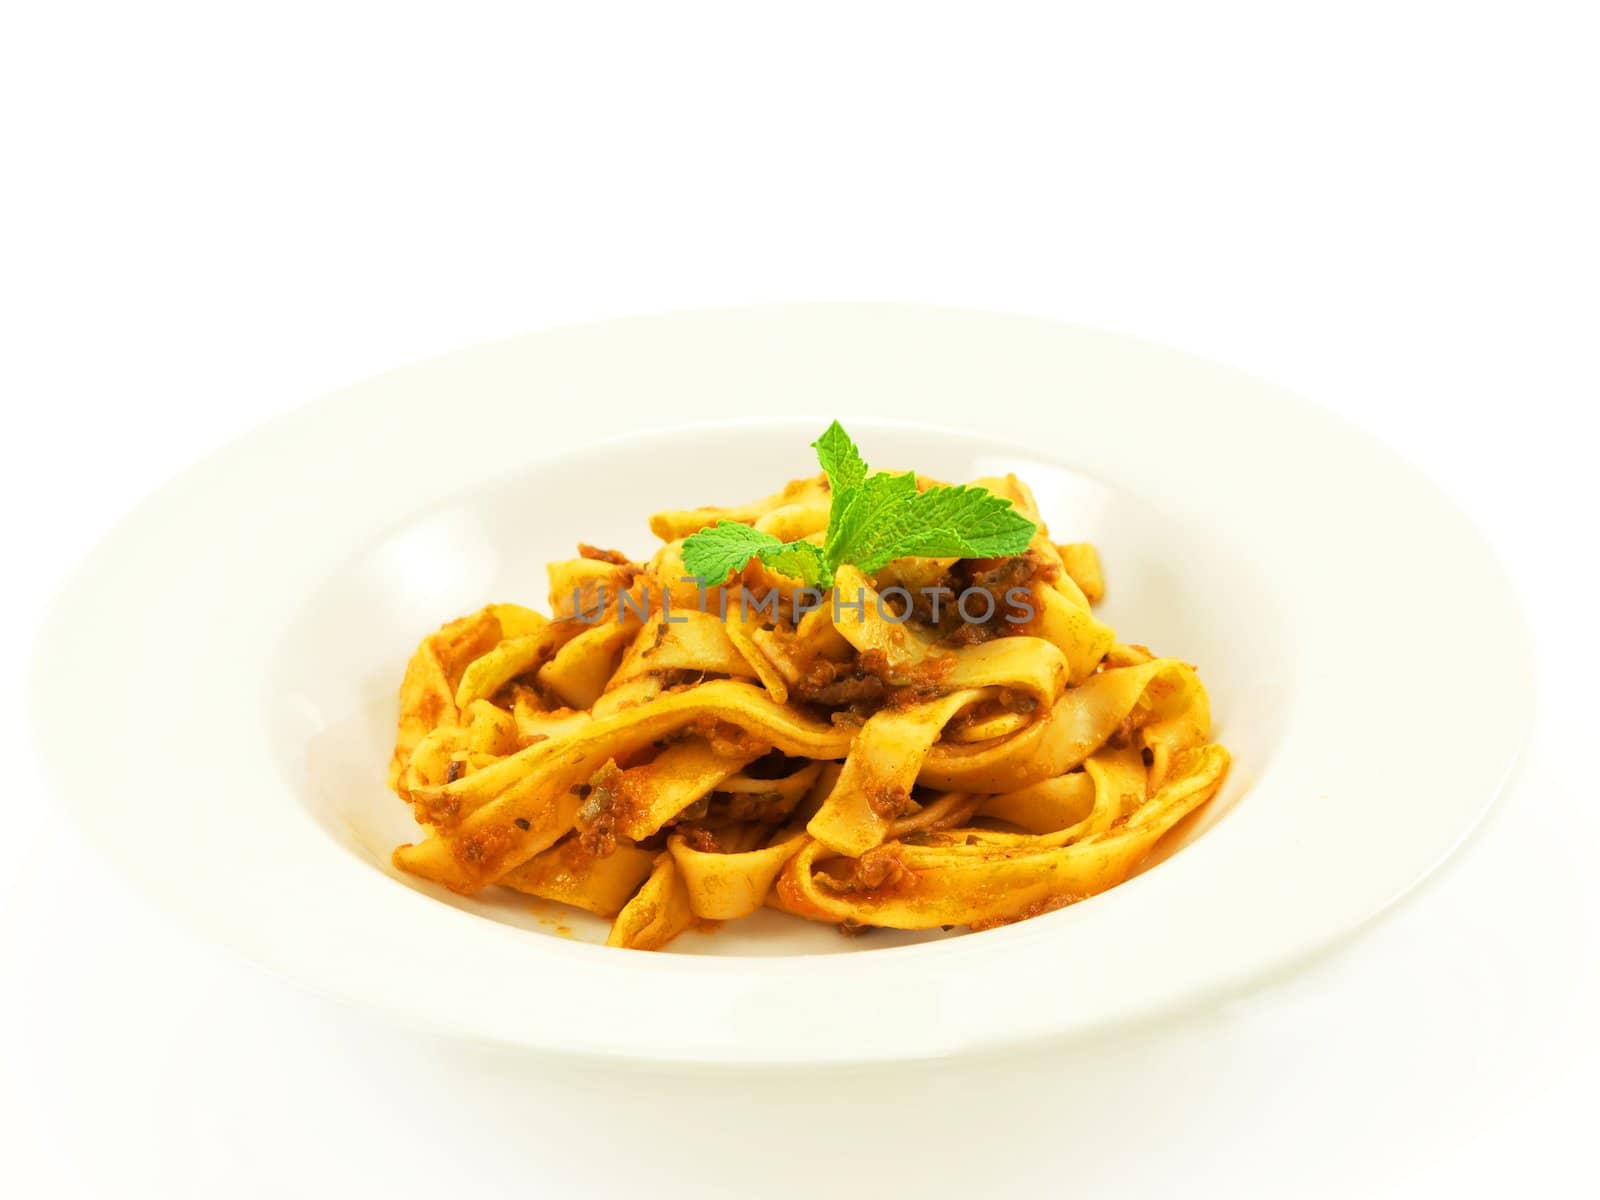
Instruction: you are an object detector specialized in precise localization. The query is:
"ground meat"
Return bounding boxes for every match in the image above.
[856,649,900,687]
[677,825,720,854]
[577,543,633,566]
[859,648,957,708]
[968,550,1058,590]
[921,550,1058,646]
[866,782,915,820]
[995,687,1039,715]
[575,761,622,857]
[710,790,794,824]
[945,619,996,646]
[800,657,835,687]
[845,849,912,893]
[690,715,772,758]
[792,664,889,708]
[415,791,462,826]
[789,647,958,716]
[454,823,518,871]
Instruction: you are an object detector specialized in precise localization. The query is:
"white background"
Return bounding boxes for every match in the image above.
[4,3,1596,1196]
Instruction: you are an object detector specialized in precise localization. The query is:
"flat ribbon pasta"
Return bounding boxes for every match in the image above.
[607,854,697,950]
[773,745,1229,930]
[385,467,1231,950]
[499,837,656,917]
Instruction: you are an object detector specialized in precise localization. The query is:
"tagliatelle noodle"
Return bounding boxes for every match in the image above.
[386,467,1230,949]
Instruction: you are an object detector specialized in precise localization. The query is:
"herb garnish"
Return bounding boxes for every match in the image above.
[679,421,1037,588]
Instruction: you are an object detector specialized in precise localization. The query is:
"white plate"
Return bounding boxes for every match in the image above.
[30,305,1532,1066]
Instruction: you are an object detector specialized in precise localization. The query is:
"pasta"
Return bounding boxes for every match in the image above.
[387,458,1230,950]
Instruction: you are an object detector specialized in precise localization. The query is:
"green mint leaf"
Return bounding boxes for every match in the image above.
[883,483,1038,561]
[838,480,1037,574]
[679,423,1037,597]
[812,420,869,564]
[680,521,786,583]
[754,540,830,588]
[824,469,920,572]
[812,420,869,497]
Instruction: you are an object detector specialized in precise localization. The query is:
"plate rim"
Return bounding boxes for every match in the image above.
[28,303,1536,1065]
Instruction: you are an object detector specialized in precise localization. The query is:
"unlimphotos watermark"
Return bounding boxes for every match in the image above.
[572,579,1036,626]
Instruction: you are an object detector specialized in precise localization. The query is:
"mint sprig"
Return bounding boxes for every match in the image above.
[680,421,1037,588]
